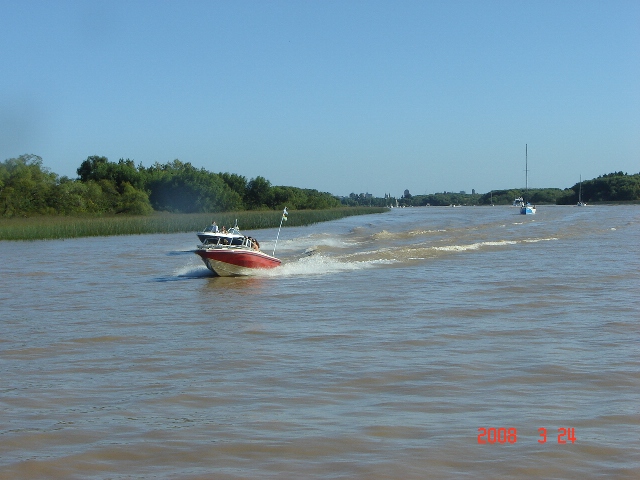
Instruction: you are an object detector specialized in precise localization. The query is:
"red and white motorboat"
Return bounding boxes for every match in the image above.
[194,224,281,277]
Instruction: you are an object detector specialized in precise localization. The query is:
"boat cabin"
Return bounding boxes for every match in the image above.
[201,235,259,250]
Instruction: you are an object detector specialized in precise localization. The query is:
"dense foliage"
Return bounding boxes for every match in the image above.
[1,155,340,217]
[394,188,566,207]
[556,172,640,204]
[399,192,482,207]
[2,154,638,218]
[341,193,396,207]
[477,188,566,206]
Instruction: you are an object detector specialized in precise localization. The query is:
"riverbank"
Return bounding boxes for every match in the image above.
[0,207,388,241]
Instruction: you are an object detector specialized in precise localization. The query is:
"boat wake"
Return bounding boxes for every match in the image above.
[175,220,560,279]
[251,238,541,278]
[253,253,385,277]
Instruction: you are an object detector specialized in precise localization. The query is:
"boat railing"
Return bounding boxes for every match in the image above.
[198,242,252,249]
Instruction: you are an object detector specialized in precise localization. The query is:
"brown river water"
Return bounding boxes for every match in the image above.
[1,205,638,479]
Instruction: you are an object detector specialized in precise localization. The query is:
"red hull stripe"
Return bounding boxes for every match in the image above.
[196,249,281,269]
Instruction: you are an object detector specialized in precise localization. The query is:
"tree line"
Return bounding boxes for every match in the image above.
[0,154,341,217]
[555,172,640,204]
[2,154,638,218]
[341,192,397,208]
[398,188,565,207]
[398,172,640,207]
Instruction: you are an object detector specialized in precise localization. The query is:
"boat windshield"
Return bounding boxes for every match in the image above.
[202,236,222,245]
[201,235,248,247]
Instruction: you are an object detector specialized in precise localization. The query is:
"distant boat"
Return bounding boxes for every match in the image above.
[577,175,587,206]
[520,144,536,215]
[513,197,524,207]
[521,202,536,215]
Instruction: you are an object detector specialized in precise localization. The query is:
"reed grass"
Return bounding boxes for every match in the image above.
[0,207,388,241]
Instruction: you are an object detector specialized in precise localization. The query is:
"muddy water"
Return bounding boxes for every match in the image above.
[1,205,638,479]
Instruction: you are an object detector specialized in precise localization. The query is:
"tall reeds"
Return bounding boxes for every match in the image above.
[0,207,387,241]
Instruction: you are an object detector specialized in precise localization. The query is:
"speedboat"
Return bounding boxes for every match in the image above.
[194,224,281,276]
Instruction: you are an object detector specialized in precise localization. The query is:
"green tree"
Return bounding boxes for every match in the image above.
[77,155,108,182]
[0,154,58,216]
[77,156,147,193]
[300,189,341,209]
[245,176,273,209]
[556,172,640,204]
[146,160,242,213]
[117,182,154,215]
[218,172,247,202]
[271,186,305,209]
[75,155,152,214]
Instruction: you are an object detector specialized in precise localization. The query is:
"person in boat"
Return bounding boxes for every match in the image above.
[210,221,219,232]
[221,226,228,233]
[250,237,260,251]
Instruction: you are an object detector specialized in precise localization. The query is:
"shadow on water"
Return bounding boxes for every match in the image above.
[154,248,210,282]
[153,274,207,282]
[166,249,197,256]
[154,268,272,293]
[154,266,211,282]
[200,275,270,292]
[154,267,269,288]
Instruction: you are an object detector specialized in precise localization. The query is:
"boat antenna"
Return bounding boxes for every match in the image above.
[272,207,288,256]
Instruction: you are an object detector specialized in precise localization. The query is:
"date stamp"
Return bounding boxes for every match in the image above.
[477,427,576,444]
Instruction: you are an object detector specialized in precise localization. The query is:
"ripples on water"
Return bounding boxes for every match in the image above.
[1,206,639,479]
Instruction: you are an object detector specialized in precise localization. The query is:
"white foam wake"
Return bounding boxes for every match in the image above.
[256,254,381,277]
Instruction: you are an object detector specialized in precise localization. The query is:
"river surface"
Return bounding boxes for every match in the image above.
[1,205,639,479]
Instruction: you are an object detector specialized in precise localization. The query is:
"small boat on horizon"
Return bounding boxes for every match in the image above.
[520,144,536,215]
[577,175,587,206]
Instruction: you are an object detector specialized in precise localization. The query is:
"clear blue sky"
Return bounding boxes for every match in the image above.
[2,0,638,197]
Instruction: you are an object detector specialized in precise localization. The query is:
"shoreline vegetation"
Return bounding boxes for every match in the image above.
[0,207,388,241]
[2,155,639,240]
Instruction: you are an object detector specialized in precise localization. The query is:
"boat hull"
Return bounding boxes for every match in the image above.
[520,205,536,215]
[195,247,281,277]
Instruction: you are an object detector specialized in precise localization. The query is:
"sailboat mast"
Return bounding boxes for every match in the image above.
[525,144,528,200]
[579,175,582,203]
[519,144,536,214]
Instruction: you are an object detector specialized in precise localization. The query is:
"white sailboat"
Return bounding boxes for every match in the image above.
[577,176,587,206]
[520,144,536,215]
